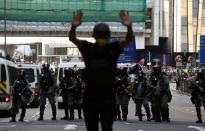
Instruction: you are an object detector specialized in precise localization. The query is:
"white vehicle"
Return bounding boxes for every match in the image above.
[0,58,18,114]
[17,63,41,107]
[0,49,5,57]
[57,59,85,108]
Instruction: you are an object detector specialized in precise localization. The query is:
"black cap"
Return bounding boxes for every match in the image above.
[93,23,110,39]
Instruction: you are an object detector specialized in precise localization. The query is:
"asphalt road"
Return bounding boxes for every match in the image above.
[0,89,205,131]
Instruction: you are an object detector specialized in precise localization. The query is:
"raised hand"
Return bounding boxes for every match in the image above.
[120,10,132,26]
[72,10,83,27]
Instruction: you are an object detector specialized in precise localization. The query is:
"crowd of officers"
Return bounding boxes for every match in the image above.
[8,62,205,124]
[114,64,172,122]
[9,63,85,122]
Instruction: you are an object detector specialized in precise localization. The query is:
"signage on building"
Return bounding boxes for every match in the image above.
[49,43,77,48]
[200,36,205,64]
[109,37,137,63]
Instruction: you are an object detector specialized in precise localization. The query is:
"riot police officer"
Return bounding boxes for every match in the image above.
[149,66,172,122]
[190,70,205,123]
[114,68,131,121]
[73,69,84,119]
[38,63,56,120]
[131,65,151,121]
[59,68,77,120]
[9,69,31,122]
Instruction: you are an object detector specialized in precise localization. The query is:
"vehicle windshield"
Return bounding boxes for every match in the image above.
[24,68,35,83]
[0,64,6,81]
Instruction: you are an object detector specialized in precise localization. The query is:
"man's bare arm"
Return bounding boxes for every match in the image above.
[69,10,84,47]
[118,10,133,48]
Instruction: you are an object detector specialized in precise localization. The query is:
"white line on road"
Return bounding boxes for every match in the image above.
[64,124,78,130]
[125,122,131,125]
[138,130,143,131]
[188,126,205,131]
[0,125,16,128]
[30,102,49,120]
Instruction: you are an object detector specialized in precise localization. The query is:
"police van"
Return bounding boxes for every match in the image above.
[57,59,85,108]
[0,58,18,114]
[17,63,41,107]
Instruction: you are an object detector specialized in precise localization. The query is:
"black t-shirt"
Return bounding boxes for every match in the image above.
[78,41,123,99]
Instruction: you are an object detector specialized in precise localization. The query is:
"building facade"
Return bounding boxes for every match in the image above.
[0,0,173,65]
[39,0,172,65]
[172,0,205,53]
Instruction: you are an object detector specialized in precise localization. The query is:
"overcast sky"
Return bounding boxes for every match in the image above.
[16,45,31,56]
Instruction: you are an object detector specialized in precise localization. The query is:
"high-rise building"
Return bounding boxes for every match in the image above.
[172,0,204,53]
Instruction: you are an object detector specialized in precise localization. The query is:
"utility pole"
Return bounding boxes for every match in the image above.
[171,0,175,66]
[4,0,7,55]
[194,1,199,67]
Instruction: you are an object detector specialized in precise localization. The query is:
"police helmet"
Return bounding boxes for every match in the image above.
[42,63,50,71]
[152,66,161,76]
[18,69,26,78]
[64,68,72,77]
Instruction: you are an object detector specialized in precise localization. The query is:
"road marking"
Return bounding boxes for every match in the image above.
[125,122,131,125]
[138,130,143,131]
[171,106,195,116]
[64,124,78,130]
[30,102,49,120]
[171,106,205,116]
[188,126,205,131]
[0,125,16,128]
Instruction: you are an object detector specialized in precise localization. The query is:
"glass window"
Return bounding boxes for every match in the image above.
[203,0,205,8]
[38,44,42,55]
[193,9,198,18]
[24,68,35,83]
[181,17,188,26]
[37,69,40,82]
[54,48,67,55]
[8,66,18,85]
[202,19,205,25]
[181,43,188,52]
[202,10,205,17]
[181,26,188,35]
[1,65,6,81]
[181,35,188,43]
[193,0,199,9]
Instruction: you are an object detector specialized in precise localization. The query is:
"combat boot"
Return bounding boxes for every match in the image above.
[51,104,56,120]
[196,120,202,123]
[78,108,82,119]
[117,113,121,120]
[61,108,69,120]
[138,115,143,121]
[122,105,128,121]
[122,115,127,121]
[38,116,43,120]
[38,105,45,120]
[9,115,16,122]
[137,108,142,121]
[9,110,16,122]
[19,108,26,122]
[9,119,16,122]
[144,105,151,121]
[196,107,202,123]
[70,109,74,120]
